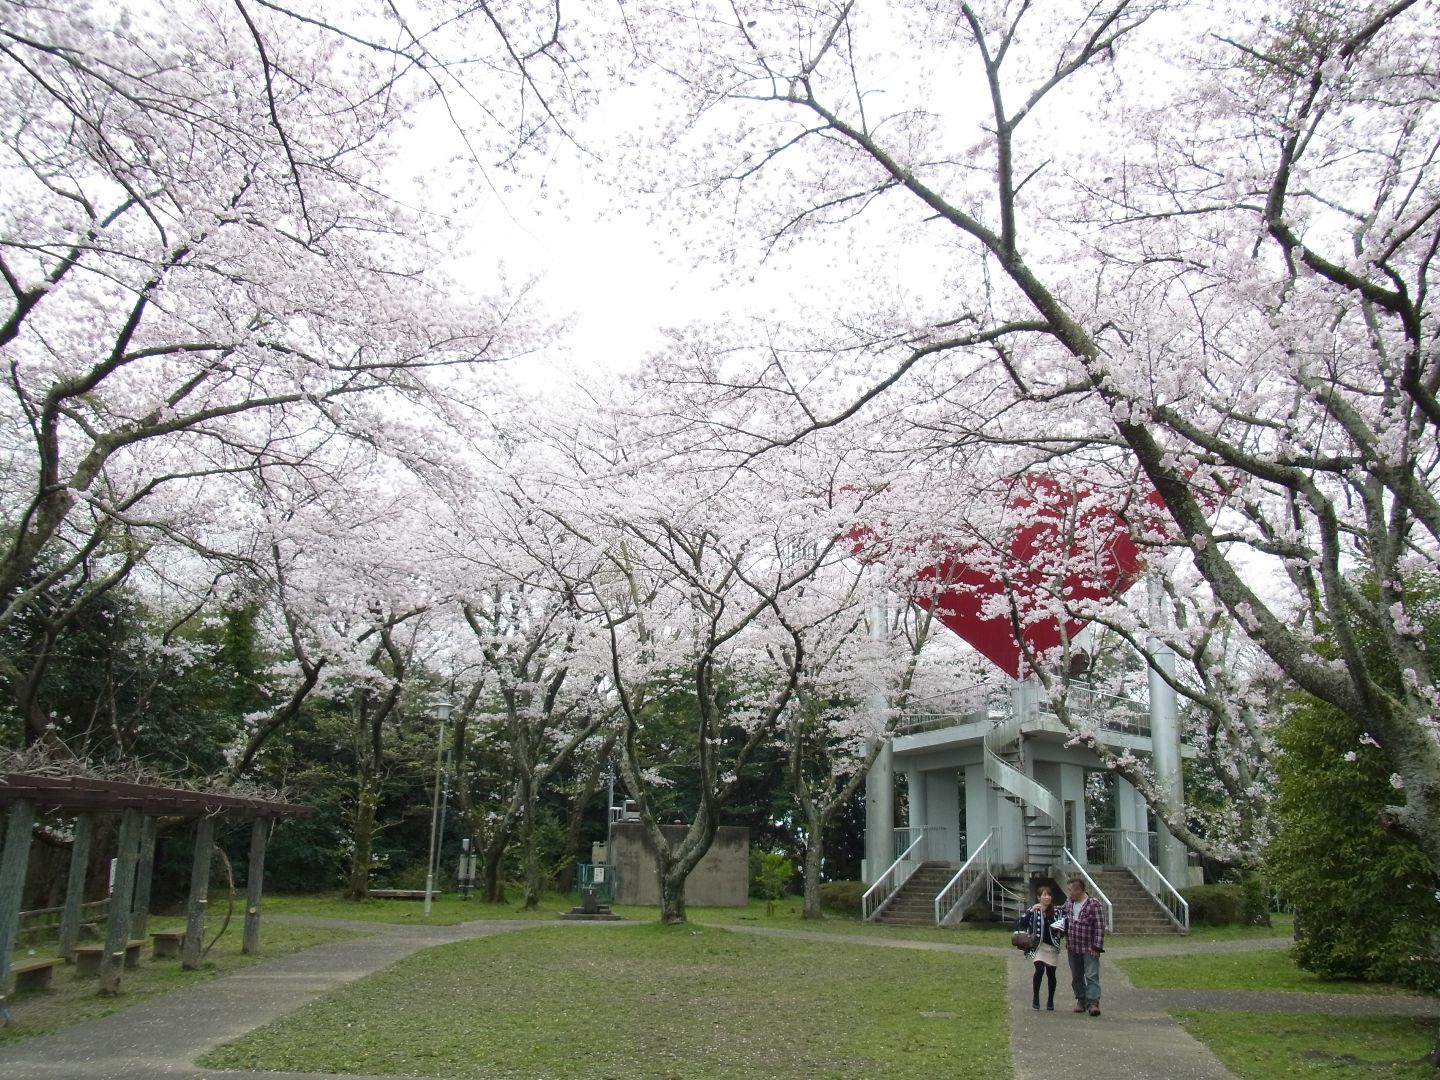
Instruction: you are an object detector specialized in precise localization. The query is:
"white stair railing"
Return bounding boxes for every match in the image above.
[862,828,932,921]
[987,872,1026,924]
[1061,847,1113,931]
[1122,835,1190,932]
[934,829,995,926]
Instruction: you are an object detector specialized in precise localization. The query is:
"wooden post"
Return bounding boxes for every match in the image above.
[242,817,268,954]
[181,815,214,970]
[0,799,38,999]
[130,815,157,939]
[57,811,95,961]
[99,807,142,994]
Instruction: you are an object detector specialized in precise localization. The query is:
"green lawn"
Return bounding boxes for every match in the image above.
[1118,946,1410,995]
[261,890,568,924]
[2,919,367,1044]
[1178,913,1295,941]
[1175,1010,1438,1079]
[200,922,1010,1080]
[263,891,1292,950]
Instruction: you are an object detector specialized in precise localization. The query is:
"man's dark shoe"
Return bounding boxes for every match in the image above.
[1088,1003,1101,1016]
[1073,1001,1086,1013]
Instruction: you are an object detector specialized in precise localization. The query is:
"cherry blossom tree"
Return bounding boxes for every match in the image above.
[784,584,943,918]
[455,580,610,907]
[617,0,1440,890]
[553,440,876,922]
[0,0,569,745]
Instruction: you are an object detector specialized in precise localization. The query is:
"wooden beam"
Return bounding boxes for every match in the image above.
[0,773,310,818]
[57,812,94,961]
[0,799,37,1000]
[181,816,214,970]
[242,818,268,954]
[99,807,143,994]
[130,815,157,940]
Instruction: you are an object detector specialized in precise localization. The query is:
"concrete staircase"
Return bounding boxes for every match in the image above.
[871,862,955,926]
[1087,869,1185,934]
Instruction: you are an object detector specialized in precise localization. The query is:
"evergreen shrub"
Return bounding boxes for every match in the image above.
[1239,875,1270,926]
[1267,694,1440,992]
[1181,884,1247,925]
[818,879,866,915]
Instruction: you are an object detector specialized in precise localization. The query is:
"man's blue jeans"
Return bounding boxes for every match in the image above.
[1067,950,1101,1003]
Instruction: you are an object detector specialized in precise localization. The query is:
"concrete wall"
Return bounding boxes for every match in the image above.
[609,822,750,907]
[922,768,962,864]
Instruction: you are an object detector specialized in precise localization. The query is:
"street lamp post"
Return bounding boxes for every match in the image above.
[423,701,453,916]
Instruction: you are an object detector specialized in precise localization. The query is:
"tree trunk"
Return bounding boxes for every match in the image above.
[802,833,825,920]
[659,863,688,924]
[480,829,510,903]
[520,779,542,910]
[347,776,377,900]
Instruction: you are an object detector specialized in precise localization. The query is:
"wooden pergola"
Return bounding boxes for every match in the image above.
[0,773,309,997]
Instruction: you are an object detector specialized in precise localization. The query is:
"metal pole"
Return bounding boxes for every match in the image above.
[423,714,446,916]
[435,758,450,889]
[863,595,894,882]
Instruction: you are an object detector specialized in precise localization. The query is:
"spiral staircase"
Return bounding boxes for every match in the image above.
[983,705,1063,877]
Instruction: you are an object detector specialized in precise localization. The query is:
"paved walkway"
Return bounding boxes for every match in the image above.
[1006,936,1440,1080]
[0,919,1434,1080]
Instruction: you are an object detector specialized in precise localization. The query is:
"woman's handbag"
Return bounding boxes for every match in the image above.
[1011,930,1040,950]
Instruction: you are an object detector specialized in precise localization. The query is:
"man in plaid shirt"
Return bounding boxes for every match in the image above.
[1060,876,1105,1016]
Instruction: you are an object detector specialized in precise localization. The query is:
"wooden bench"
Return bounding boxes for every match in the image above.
[9,957,58,992]
[151,930,185,959]
[72,939,146,977]
[368,889,438,900]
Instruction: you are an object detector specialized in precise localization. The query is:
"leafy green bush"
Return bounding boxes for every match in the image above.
[817,880,866,915]
[755,851,795,915]
[1181,885,1247,926]
[1239,874,1270,927]
[1267,693,1440,992]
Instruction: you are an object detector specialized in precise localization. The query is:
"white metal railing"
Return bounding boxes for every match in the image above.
[934,829,996,926]
[896,684,1166,741]
[1061,847,1113,931]
[897,686,1006,734]
[1090,828,1156,866]
[1122,835,1190,932]
[891,825,940,855]
[863,828,939,921]
[1038,685,1151,736]
[987,872,1027,923]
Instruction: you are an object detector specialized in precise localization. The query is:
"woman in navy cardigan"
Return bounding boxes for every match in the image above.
[1015,885,1063,1010]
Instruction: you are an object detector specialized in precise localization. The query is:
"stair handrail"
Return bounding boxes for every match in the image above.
[982,746,1063,827]
[1060,847,1113,931]
[983,710,1063,827]
[862,828,931,921]
[1122,835,1190,932]
[987,872,1026,922]
[933,829,995,926]
[986,701,1024,751]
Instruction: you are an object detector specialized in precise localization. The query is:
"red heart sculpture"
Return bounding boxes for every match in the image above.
[858,474,1166,677]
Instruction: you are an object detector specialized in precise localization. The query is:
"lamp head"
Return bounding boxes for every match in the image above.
[430,701,454,723]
